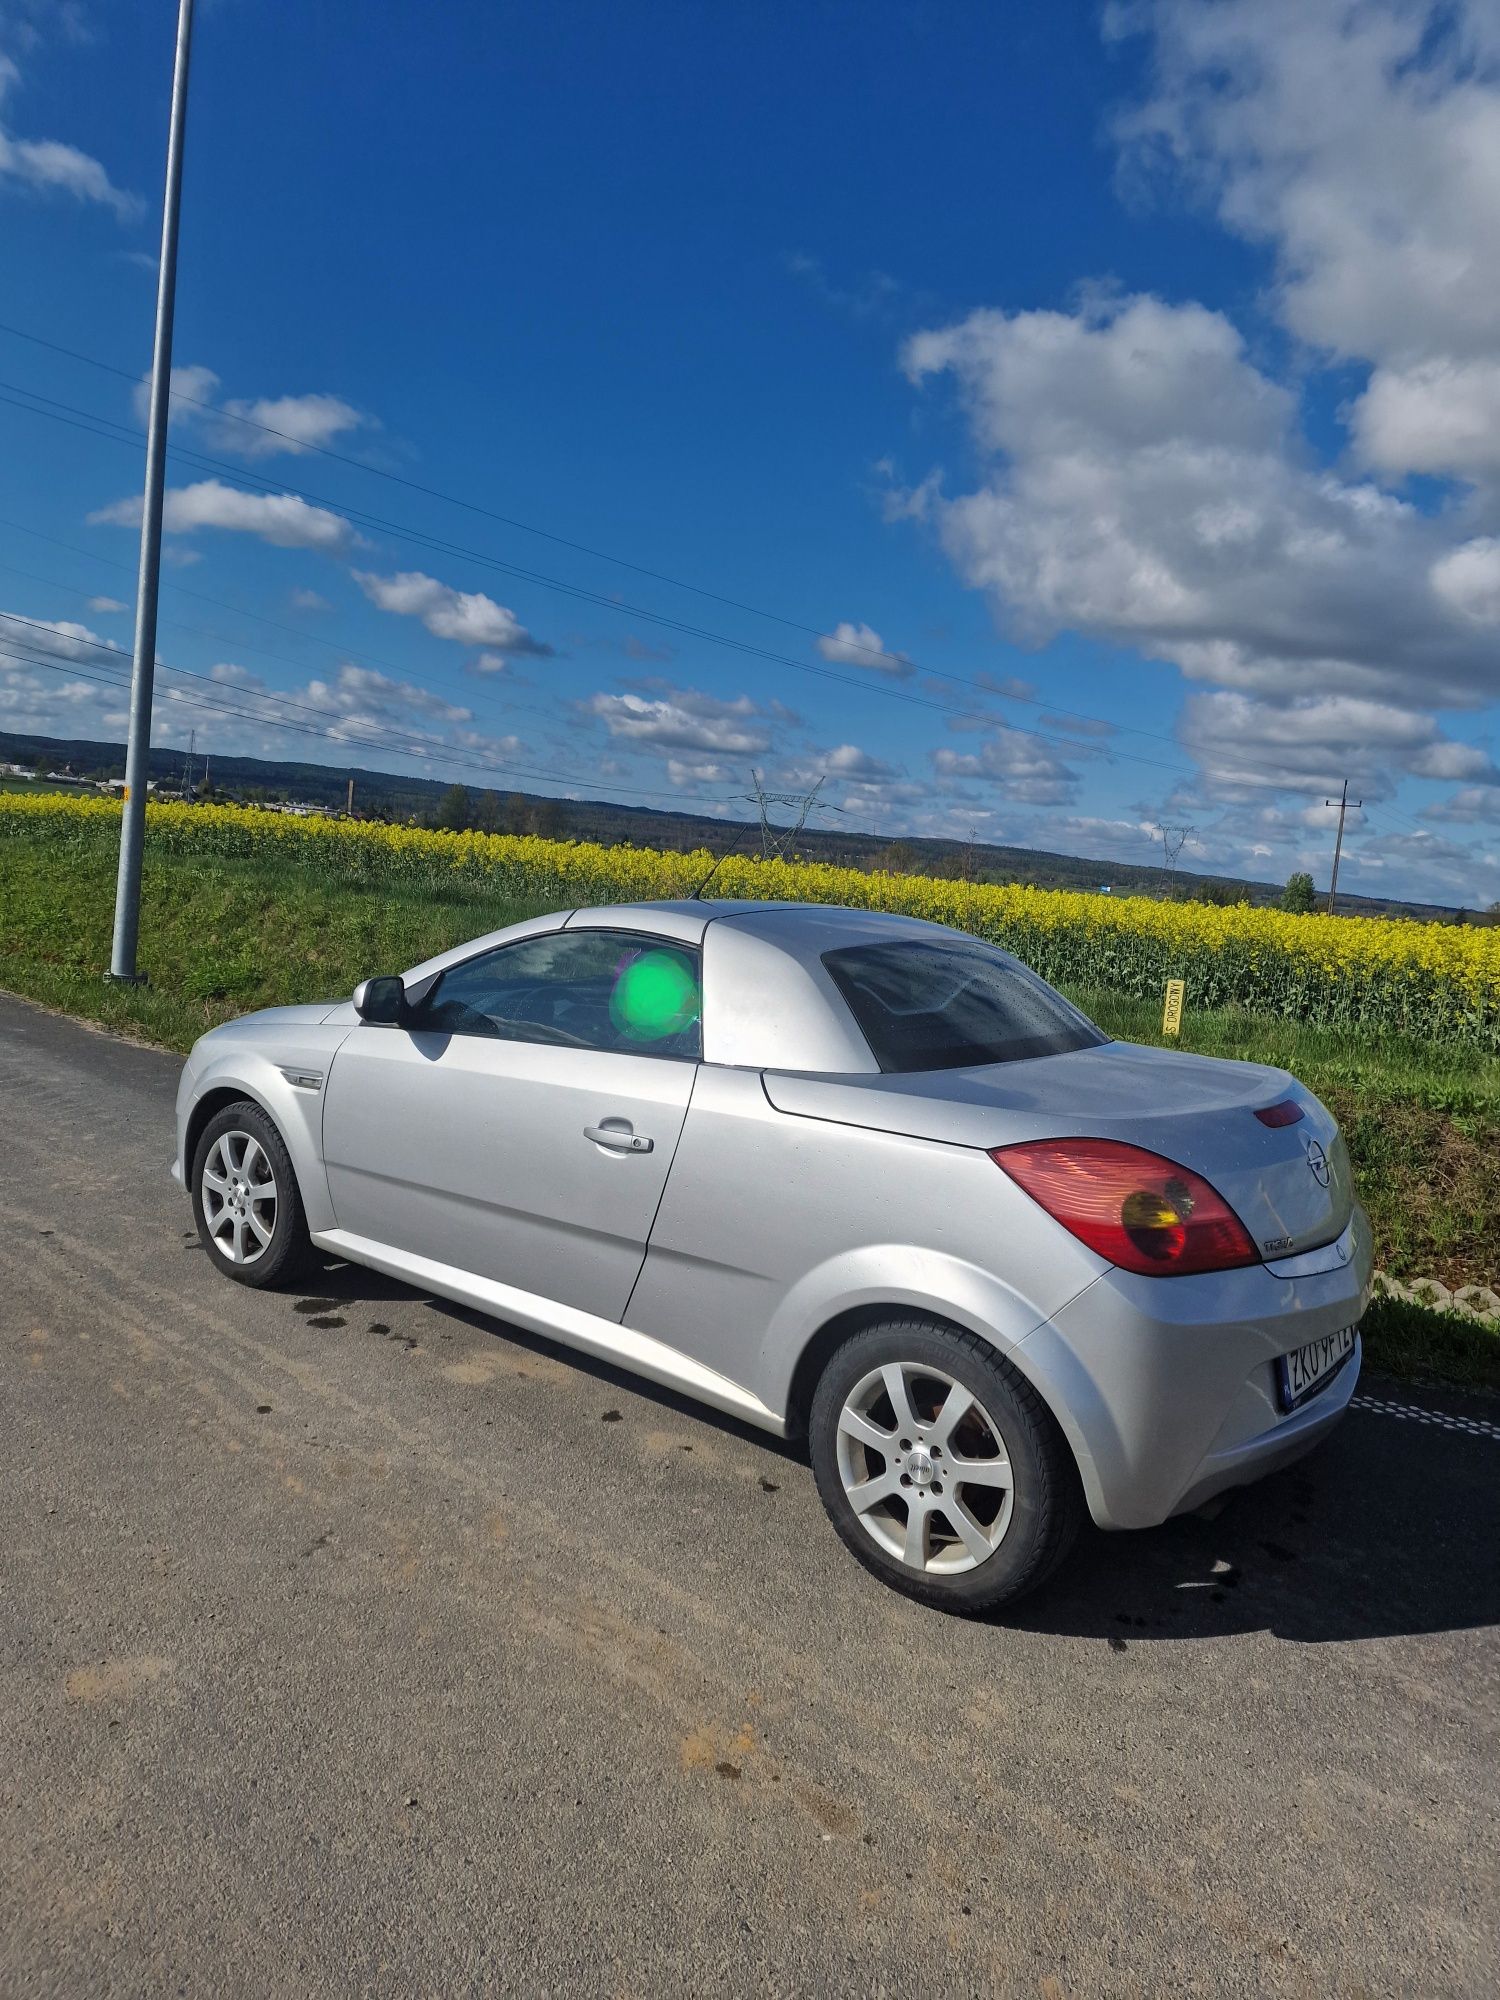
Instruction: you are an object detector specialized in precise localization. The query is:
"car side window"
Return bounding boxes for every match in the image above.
[411,930,703,1059]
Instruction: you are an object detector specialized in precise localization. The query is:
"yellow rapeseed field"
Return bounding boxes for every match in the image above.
[5,790,1498,1047]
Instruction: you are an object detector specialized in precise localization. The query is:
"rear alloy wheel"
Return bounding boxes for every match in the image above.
[192,1101,310,1289]
[809,1319,1080,1612]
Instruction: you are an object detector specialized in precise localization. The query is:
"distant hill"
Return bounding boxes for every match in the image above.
[0,726,1467,923]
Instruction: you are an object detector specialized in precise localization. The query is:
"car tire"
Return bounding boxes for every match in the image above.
[192,1100,312,1290]
[809,1317,1081,1613]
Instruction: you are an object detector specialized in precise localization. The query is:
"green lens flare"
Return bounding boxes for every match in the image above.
[610,950,700,1041]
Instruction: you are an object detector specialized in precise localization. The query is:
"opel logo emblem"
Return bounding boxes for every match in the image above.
[1305,1138,1331,1189]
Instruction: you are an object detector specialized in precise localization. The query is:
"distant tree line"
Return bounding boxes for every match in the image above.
[430,785,568,840]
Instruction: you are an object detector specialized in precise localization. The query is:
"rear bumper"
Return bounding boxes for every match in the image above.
[1166,1336,1359,1519]
[1017,1208,1371,1531]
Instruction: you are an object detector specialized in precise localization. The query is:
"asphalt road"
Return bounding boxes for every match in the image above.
[2,992,1498,1998]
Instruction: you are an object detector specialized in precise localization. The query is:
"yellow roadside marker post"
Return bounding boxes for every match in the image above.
[1162,979,1185,1038]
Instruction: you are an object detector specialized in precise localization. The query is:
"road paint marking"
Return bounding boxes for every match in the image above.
[1352,1393,1500,1442]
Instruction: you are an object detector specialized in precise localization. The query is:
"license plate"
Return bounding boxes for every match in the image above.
[1277,1324,1357,1412]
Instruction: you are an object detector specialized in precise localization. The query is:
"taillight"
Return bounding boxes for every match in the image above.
[990,1138,1259,1277]
[1254,1099,1304,1128]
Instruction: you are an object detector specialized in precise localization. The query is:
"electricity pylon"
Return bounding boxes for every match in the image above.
[742,770,838,861]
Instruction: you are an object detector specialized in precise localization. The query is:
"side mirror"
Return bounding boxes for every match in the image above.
[353,975,409,1025]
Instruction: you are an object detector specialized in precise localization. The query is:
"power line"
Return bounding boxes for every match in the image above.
[0,550,591,750]
[10,630,1462,901]
[0,629,737,807]
[0,374,1266,796]
[0,313,1200,751]
[0,361,1224,773]
[0,345,1478,868]
[2,322,1495,857]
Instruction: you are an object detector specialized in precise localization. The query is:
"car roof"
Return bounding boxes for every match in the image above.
[565,899,949,950]
[401,900,971,1072]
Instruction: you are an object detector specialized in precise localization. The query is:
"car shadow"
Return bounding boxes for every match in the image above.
[291,1254,806,1461]
[1011,1385,1500,1645]
[291,1259,1499,1642]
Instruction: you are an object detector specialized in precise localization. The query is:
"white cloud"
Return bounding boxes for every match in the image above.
[0,640,544,793]
[816,620,914,676]
[1352,358,1500,481]
[1112,1,1500,487]
[585,686,770,756]
[303,662,472,729]
[902,292,1500,719]
[824,742,898,781]
[1407,740,1500,783]
[906,294,1290,458]
[289,588,330,613]
[470,652,511,676]
[1176,690,1487,797]
[0,51,139,218]
[666,757,728,787]
[218,392,368,458]
[1430,538,1500,625]
[200,659,474,744]
[1422,785,1500,825]
[85,595,128,615]
[133,364,374,461]
[132,364,222,430]
[876,0,1500,902]
[90,480,355,553]
[0,609,107,662]
[932,725,1079,805]
[353,569,550,656]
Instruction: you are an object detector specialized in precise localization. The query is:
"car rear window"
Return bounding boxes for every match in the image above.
[822,937,1107,1073]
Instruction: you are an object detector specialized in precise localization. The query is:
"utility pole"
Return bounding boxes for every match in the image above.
[108,0,196,982]
[346,776,355,816]
[1324,779,1363,916]
[181,726,195,799]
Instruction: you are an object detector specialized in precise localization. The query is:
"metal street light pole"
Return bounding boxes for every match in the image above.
[109,0,196,982]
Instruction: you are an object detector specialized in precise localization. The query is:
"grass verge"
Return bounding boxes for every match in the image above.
[1361,1295,1499,1396]
[0,836,536,1050]
[3,829,1496,1392]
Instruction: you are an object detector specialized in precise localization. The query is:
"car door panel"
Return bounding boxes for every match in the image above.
[321,1026,696,1321]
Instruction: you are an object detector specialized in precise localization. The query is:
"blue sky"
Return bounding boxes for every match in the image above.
[2,0,1500,905]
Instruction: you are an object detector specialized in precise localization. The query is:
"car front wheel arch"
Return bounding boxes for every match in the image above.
[186,1083,266,1180]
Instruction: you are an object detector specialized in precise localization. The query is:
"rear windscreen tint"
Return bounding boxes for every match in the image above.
[822,938,1108,1074]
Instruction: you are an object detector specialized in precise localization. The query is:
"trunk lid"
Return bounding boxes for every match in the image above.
[762,1039,1351,1260]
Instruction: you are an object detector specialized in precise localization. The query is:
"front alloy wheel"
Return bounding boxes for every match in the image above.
[192,1100,310,1289]
[201,1129,278,1267]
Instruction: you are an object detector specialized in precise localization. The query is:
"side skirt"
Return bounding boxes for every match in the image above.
[309,1227,788,1437]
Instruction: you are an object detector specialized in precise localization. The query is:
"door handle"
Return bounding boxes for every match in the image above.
[584,1124,653,1154]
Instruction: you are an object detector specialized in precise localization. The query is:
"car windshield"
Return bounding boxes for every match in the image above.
[822,937,1107,1074]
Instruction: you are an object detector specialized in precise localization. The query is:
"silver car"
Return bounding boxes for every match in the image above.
[173,900,1370,1611]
